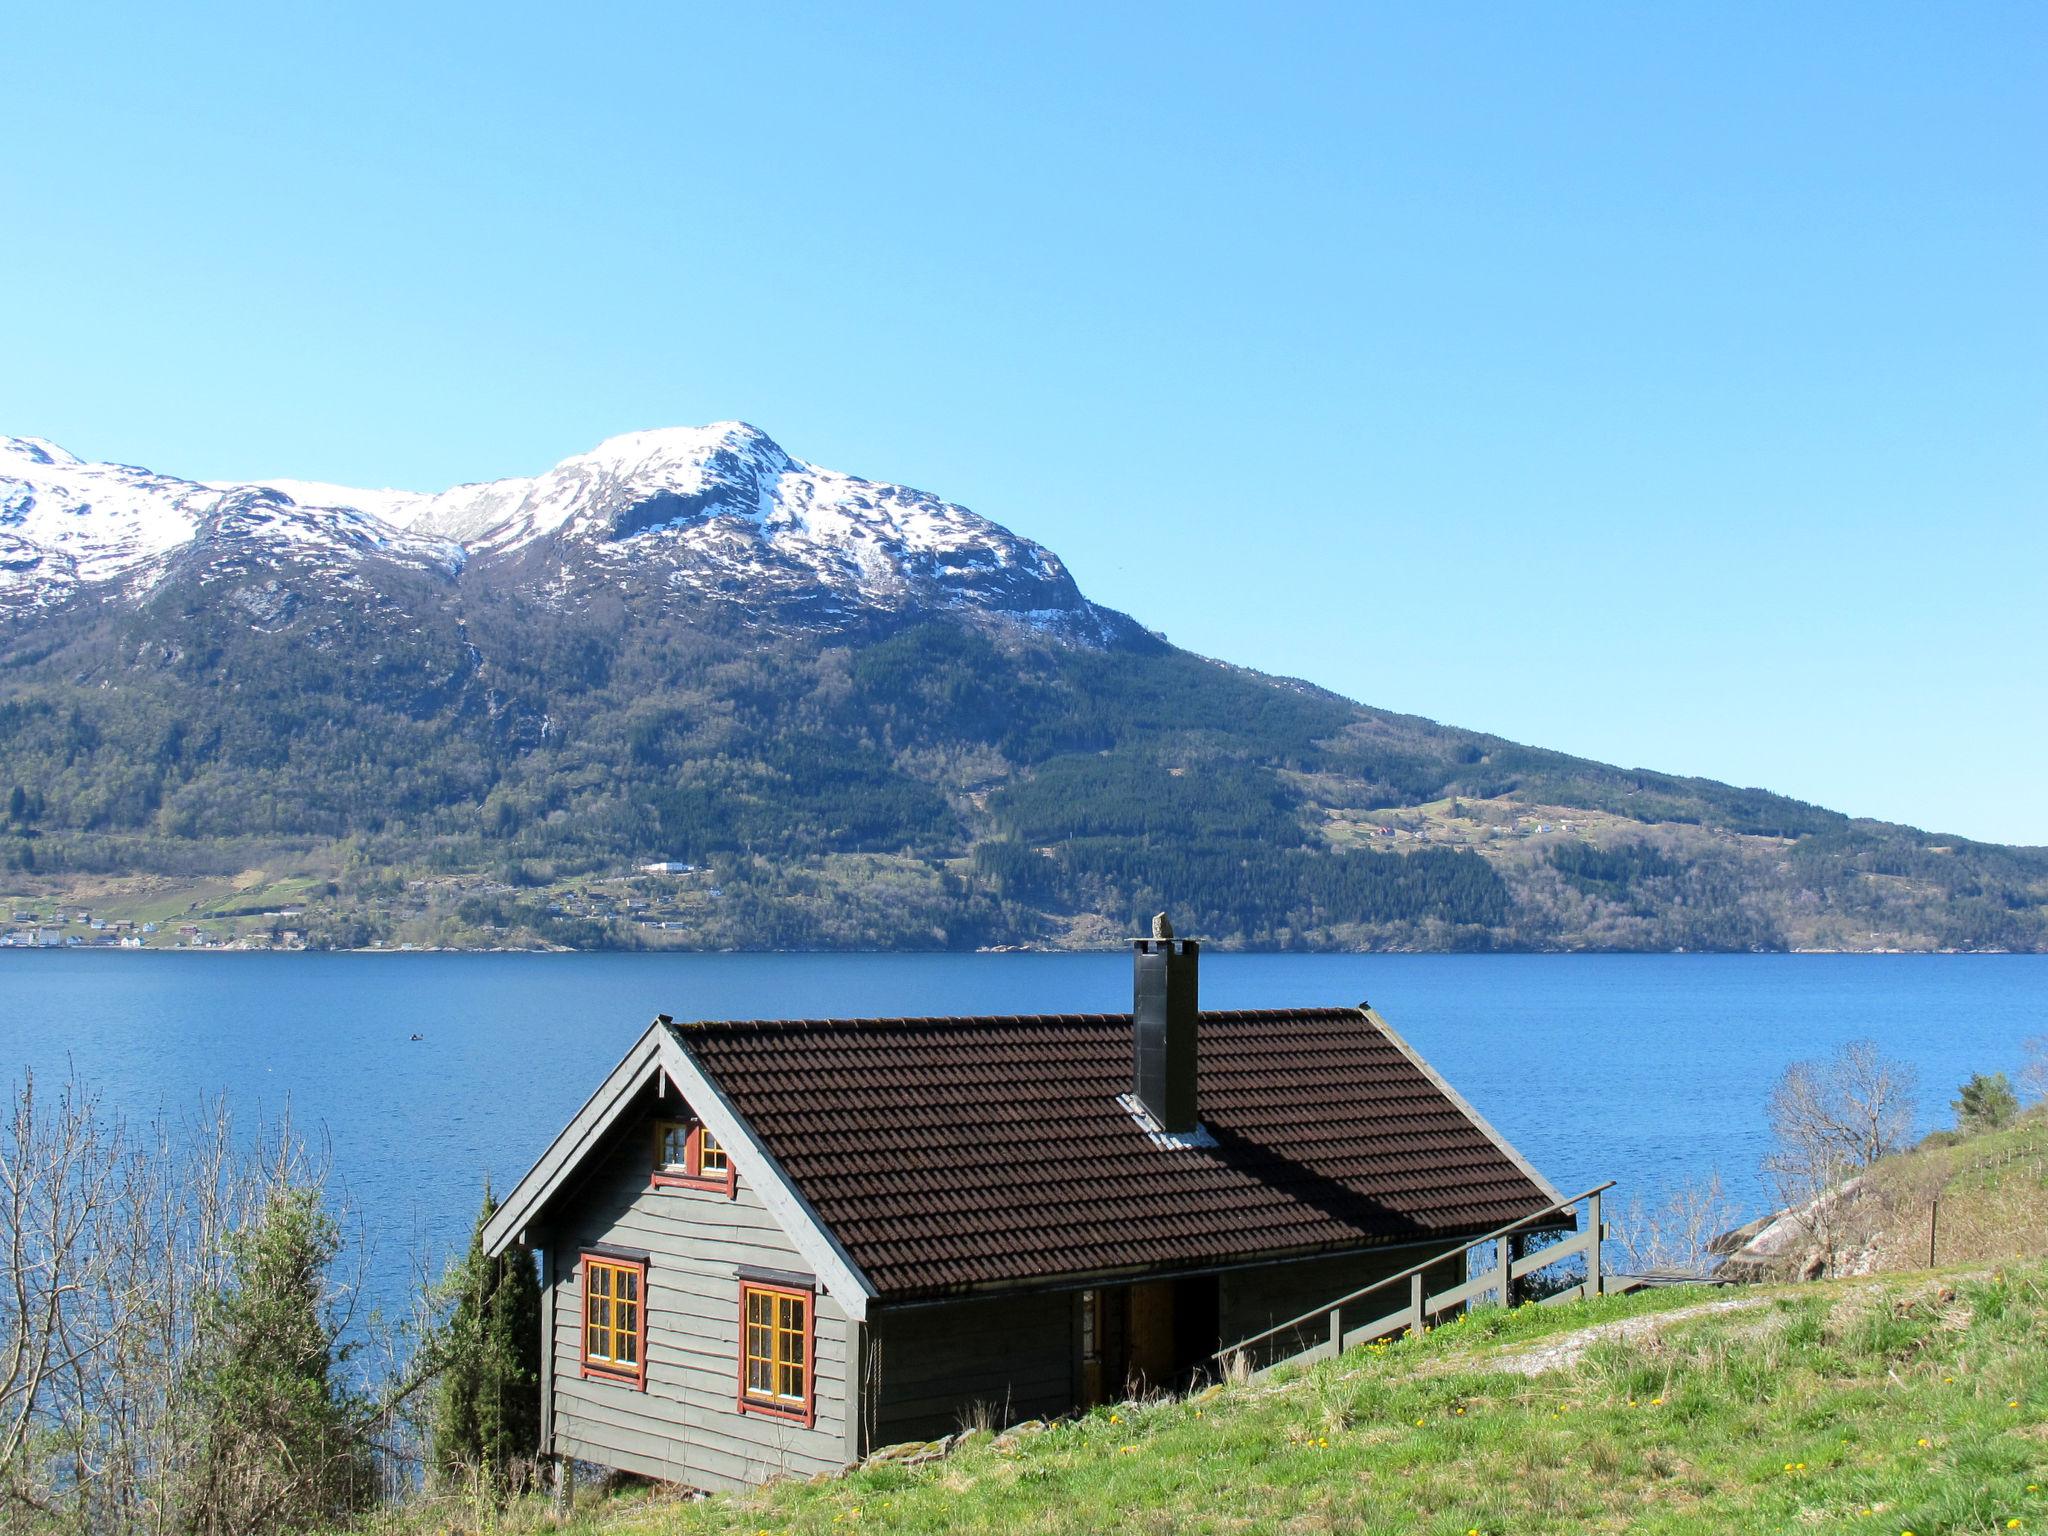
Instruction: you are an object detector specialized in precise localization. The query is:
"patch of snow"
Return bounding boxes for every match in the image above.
[0,423,1094,631]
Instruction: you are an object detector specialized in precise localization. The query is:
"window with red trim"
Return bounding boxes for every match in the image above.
[580,1253,647,1388]
[737,1281,814,1424]
[652,1117,736,1195]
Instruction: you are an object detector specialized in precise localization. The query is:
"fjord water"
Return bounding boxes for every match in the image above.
[2,952,2042,1293]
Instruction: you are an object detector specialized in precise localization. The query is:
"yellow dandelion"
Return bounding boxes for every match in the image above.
[2006,1521,2021,1530]
[2010,1400,2022,1409]
[1916,1437,1930,1447]
[1119,1444,1137,1454]
[1649,1397,1663,1406]
[1414,1417,1426,1426]
[1109,1412,1121,1423]
[1455,1407,1466,1416]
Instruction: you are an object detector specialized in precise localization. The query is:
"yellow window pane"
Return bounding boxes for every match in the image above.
[699,1129,727,1171]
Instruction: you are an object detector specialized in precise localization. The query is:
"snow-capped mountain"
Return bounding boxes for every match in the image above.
[0,424,1125,642]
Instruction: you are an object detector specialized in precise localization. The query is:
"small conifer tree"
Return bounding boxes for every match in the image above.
[184,1181,373,1534]
[1953,1071,2020,1134]
[431,1184,543,1488]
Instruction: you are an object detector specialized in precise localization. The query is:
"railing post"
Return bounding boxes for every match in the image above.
[1586,1189,1604,1298]
[1409,1270,1425,1336]
[1329,1305,1343,1358]
[1495,1234,1513,1308]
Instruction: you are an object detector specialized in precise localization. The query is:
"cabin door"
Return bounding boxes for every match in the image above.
[1077,1277,1220,1405]
[1077,1286,1127,1408]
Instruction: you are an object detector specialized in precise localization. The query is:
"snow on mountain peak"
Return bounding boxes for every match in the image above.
[2,435,83,467]
[1,425,1113,639]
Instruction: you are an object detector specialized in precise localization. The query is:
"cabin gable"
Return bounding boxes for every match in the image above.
[537,1079,855,1490]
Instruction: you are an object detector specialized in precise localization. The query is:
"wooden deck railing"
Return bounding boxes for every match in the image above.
[1215,1182,1616,1377]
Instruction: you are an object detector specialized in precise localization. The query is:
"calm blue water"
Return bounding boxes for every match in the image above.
[1,952,2041,1309]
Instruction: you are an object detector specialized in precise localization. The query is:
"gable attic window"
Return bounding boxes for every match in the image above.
[652,1116,736,1196]
[737,1280,814,1425]
[580,1252,647,1388]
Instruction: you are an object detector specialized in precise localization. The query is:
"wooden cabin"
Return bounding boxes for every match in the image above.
[481,925,1562,1490]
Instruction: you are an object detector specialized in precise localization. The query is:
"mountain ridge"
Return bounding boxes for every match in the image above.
[2,425,2042,953]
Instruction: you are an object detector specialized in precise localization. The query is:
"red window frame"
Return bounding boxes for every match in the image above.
[736,1280,816,1427]
[578,1251,648,1390]
[651,1117,737,1197]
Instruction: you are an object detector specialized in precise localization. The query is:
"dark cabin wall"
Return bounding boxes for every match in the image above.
[1218,1246,1464,1371]
[544,1094,853,1491]
[866,1245,1467,1443]
[868,1289,1075,1444]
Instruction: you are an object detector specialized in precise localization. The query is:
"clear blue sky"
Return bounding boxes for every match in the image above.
[4,3,2042,843]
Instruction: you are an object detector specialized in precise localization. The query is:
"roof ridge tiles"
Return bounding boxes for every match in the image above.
[666,1005,1364,1035]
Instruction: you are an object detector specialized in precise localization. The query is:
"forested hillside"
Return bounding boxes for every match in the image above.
[4,426,2044,953]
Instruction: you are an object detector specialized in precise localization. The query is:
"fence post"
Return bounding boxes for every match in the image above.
[1586,1189,1604,1298]
[1409,1270,1426,1336]
[1496,1234,1513,1308]
[1329,1305,1343,1358]
[552,1456,575,1517]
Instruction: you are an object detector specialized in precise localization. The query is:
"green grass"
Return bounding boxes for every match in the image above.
[1866,1108,2048,1272]
[361,1266,2048,1536]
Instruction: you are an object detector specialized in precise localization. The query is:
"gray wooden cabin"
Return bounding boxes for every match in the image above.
[481,930,1562,1490]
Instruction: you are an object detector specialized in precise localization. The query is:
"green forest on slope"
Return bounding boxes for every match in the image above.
[3,569,2045,952]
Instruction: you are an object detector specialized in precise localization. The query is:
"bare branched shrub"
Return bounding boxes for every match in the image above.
[1765,1040,1918,1197]
[1614,1171,1743,1275]
[1761,1040,1918,1276]
[2020,1035,2048,1106]
[0,1074,416,1535]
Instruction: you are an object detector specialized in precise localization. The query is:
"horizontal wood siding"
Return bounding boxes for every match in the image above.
[871,1290,1075,1444]
[548,1108,851,1490]
[1219,1248,1463,1370]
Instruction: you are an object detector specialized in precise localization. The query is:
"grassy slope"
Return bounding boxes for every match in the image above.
[373,1268,2048,1536]
[1866,1111,2048,1274]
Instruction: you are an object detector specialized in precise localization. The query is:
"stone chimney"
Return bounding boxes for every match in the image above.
[1131,912,1199,1133]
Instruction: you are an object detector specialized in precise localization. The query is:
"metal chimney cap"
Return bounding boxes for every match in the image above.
[1151,912,1174,940]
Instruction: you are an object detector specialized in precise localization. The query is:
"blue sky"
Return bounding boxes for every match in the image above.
[4,3,2042,843]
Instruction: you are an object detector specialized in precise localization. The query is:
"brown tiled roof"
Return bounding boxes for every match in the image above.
[674,1007,1557,1301]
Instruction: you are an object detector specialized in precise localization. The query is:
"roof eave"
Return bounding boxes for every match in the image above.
[1358,1004,1566,1207]
[481,1023,880,1321]
[481,1022,667,1257]
[653,1028,879,1321]
[867,1216,1576,1309]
